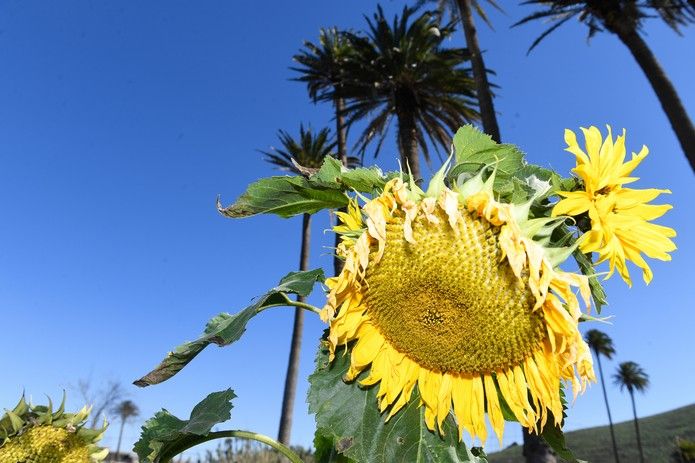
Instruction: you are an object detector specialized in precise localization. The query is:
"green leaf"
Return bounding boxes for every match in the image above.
[134,269,325,387]
[339,167,389,193]
[134,389,235,463]
[217,175,348,218]
[452,125,498,164]
[451,125,578,208]
[308,342,487,463]
[451,125,525,180]
[310,157,390,194]
[274,268,327,296]
[314,429,355,463]
[311,156,345,187]
[507,177,535,204]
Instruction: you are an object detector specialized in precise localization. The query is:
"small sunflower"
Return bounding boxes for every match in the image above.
[322,167,595,444]
[0,394,108,463]
[552,126,676,286]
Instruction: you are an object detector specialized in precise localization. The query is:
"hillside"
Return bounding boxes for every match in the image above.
[486,404,695,463]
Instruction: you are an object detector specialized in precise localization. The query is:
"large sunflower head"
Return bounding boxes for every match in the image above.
[552,125,676,286]
[322,165,595,445]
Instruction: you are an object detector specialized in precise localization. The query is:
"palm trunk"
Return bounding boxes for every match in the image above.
[333,96,348,276]
[455,0,501,143]
[334,96,348,168]
[596,353,620,463]
[615,28,695,171]
[523,428,556,463]
[113,418,125,461]
[629,390,645,463]
[396,105,422,183]
[277,213,311,445]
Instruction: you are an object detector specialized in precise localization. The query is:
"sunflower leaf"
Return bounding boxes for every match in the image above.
[133,269,325,387]
[217,175,348,218]
[452,125,498,164]
[451,126,527,198]
[134,389,235,463]
[308,342,487,463]
[339,167,390,193]
[451,125,525,177]
[314,429,355,463]
[311,156,345,186]
[309,157,391,194]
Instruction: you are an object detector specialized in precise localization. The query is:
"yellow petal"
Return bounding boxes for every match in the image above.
[484,375,505,446]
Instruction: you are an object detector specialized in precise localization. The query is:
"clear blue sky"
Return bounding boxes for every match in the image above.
[1,1,693,459]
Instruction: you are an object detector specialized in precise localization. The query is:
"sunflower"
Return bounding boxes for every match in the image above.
[552,126,676,286]
[0,394,108,463]
[321,168,595,444]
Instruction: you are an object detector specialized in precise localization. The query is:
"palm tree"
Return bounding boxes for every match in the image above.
[614,361,650,463]
[516,1,695,171]
[421,0,502,142]
[111,400,139,462]
[341,5,479,183]
[292,28,358,276]
[586,329,620,463]
[263,125,352,445]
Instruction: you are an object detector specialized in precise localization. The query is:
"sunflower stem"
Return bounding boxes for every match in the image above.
[158,430,305,463]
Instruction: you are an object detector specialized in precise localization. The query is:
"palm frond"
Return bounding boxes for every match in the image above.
[585,329,616,359]
[526,12,578,54]
[518,0,695,47]
[261,125,338,174]
[416,0,505,29]
[613,361,650,394]
[340,4,479,163]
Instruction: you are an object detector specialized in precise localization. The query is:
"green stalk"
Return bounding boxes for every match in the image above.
[254,296,323,317]
[159,430,305,463]
[280,293,322,315]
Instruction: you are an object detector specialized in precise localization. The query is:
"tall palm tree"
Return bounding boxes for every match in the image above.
[614,361,650,463]
[516,1,695,171]
[421,0,503,142]
[111,400,139,462]
[263,125,353,445]
[586,329,620,463]
[342,5,479,183]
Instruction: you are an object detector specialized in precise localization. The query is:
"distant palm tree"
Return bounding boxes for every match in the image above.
[342,5,479,182]
[515,1,695,171]
[111,400,139,462]
[421,0,502,142]
[586,329,620,463]
[292,28,359,276]
[614,361,650,463]
[263,125,358,445]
